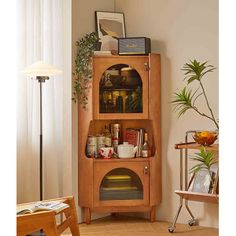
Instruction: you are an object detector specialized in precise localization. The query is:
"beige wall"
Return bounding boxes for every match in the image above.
[72,0,115,222]
[116,0,219,228]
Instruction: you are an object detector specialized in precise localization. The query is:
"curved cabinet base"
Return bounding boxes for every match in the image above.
[84,205,157,224]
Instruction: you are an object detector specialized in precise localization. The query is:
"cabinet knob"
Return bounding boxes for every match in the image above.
[144,62,149,71]
[143,166,149,174]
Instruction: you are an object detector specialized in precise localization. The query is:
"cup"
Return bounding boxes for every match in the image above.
[99,147,114,159]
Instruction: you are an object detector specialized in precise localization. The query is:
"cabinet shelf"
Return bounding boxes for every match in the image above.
[93,157,151,163]
[100,87,138,92]
[174,190,218,204]
[175,142,218,151]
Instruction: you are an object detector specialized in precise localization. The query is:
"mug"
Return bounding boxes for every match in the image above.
[99,147,114,159]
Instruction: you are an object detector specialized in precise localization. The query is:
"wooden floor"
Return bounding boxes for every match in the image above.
[62,215,218,236]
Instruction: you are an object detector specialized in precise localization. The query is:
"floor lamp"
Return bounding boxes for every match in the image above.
[22,61,62,202]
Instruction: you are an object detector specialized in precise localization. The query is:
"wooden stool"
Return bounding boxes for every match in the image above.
[17,196,80,236]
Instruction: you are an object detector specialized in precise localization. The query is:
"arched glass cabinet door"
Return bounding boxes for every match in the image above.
[99,64,143,114]
[93,56,149,119]
[99,168,143,201]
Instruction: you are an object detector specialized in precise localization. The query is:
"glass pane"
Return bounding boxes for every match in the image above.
[99,64,143,113]
[100,168,143,201]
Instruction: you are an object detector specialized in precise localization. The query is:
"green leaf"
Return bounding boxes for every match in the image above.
[182,59,216,84]
[189,147,218,175]
[72,32,99,108]
[171,86,200,118]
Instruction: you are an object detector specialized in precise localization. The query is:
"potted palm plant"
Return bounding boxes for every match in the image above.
[190,147,218,194]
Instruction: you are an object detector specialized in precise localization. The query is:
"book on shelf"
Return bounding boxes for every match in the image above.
[17,201,69,215]
[124,128,145,157]
[124,129,139,146]
[137,128,144,157]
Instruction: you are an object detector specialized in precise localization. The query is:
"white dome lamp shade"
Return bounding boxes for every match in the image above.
[22,60,62,82]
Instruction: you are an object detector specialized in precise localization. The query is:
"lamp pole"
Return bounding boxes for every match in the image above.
[22,61,62,204]
[22,61,62,236]
[36,76,49,201]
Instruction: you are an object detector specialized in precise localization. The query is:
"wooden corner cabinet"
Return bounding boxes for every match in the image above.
[78,54,161,224]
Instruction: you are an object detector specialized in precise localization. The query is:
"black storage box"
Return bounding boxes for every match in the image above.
[118,37,151,55]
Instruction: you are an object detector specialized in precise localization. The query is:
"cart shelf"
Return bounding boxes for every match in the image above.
[174,190,219,204]
[175,142,218,151]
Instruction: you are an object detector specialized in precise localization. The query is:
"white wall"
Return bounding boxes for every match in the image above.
[116,0,218,228]
[72,0,115,222]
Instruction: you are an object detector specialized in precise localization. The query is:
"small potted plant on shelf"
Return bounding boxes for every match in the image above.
[190,147,218,194]
[172,59,219,145]
[73,32,99,109]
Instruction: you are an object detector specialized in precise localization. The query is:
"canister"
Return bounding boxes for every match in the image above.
[97,134,105,151]
[86,135,97,157]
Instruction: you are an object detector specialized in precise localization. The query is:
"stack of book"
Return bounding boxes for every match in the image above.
[124,128,145,157]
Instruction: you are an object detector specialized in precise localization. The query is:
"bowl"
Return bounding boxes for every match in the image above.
[193,131,218,146]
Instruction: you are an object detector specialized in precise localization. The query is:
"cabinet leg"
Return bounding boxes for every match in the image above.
[85,207,91,224]
[150,206,156,222]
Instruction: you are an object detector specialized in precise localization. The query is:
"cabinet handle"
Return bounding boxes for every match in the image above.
[143,166,149,174]
[144,62,149,71]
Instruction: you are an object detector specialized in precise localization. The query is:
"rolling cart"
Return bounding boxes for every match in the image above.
[168,130,219,233]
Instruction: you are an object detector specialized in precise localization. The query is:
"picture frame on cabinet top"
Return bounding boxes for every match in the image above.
[95,11,126,51]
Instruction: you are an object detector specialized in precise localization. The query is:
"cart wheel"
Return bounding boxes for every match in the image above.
[168,226,175,233]
[188,219,197,226]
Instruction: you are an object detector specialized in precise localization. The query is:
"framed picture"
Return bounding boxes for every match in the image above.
[95,11,126,51]
[188,170,215,193]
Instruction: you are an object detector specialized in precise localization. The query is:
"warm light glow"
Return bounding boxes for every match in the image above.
[21,61,62,77]
[121,66,133,71]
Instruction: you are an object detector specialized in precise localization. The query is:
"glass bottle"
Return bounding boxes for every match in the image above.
[104,125,112,147]
[100,92,106,113]
[141,133,151,157]
[106,92,114,112]
[125,91,133,113]
[115,91,124,113]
